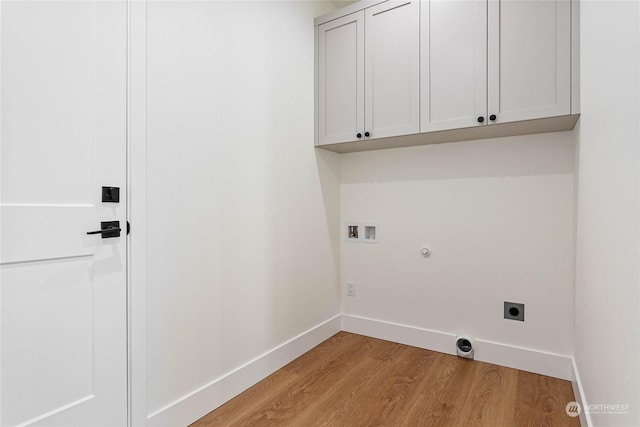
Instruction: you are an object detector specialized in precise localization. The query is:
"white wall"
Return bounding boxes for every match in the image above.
[144,1,339,423]
[340,132,576,357]
[574,2,640,426]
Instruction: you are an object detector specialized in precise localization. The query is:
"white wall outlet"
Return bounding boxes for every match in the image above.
[345,223,361,242]
[346,281,356,297]
[362,224,379,243]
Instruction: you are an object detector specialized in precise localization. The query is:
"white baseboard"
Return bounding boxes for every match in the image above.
[473,337,573,380]
[342,314,573,381]
[571,357,593,427]
[341,313,457,355]
[147,314,342,427]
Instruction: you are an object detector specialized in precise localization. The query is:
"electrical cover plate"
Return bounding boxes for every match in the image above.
[504,301,525,321]
[362,224,379,243]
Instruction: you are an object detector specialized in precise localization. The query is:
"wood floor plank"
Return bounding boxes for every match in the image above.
[293,344,440,427]
[191,332,580,427]
[401,354,478,426]
[285,336,411,426]
[455,362,518,427]
[191,369,299,427]
[285,355,388,427]
[358,336,408,362]
[513,370,580,427]
[345,345,441,426]
[225,334,387,426]
[281,332,370,376]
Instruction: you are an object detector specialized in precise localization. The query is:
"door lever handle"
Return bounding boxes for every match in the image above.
[86,227,121,235]
[87,221,121,238]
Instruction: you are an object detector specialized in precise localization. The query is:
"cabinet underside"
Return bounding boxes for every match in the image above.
[316,114,580,154]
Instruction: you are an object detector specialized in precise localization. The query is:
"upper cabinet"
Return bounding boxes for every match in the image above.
[315,0,579,153]
[487,0,571,124]
[317,1,419,145]
[365,1,420,140]
[423,0,571,132]
[317,12,364,145]
[421,0,487,132]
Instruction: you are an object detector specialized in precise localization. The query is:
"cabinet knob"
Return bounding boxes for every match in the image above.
[489,114,497,121]
[357,133,362,138]
[365,131,370,137]
[477,116,484,123]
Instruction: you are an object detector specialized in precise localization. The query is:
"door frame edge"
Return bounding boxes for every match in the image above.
[127,0,148,425]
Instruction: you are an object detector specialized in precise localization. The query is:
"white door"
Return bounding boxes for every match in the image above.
[365,0,420,139]
[1,1,128,426]
[487,0,571,124]
[421,0,487,132]
[317,11,365,145]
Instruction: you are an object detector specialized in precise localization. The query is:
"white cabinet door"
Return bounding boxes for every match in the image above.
[488,0,571,123]
[318,12,365,145]
[1,1,128,425]
[421,0,487,132]
[365,1,420,139]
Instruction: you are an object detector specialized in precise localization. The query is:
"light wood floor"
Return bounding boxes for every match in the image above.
[191,332,580,427]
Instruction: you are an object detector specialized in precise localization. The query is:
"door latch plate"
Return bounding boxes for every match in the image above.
[100,221,121,238]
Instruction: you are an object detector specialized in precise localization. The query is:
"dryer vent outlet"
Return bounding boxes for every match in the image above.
[456,336,474,360]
